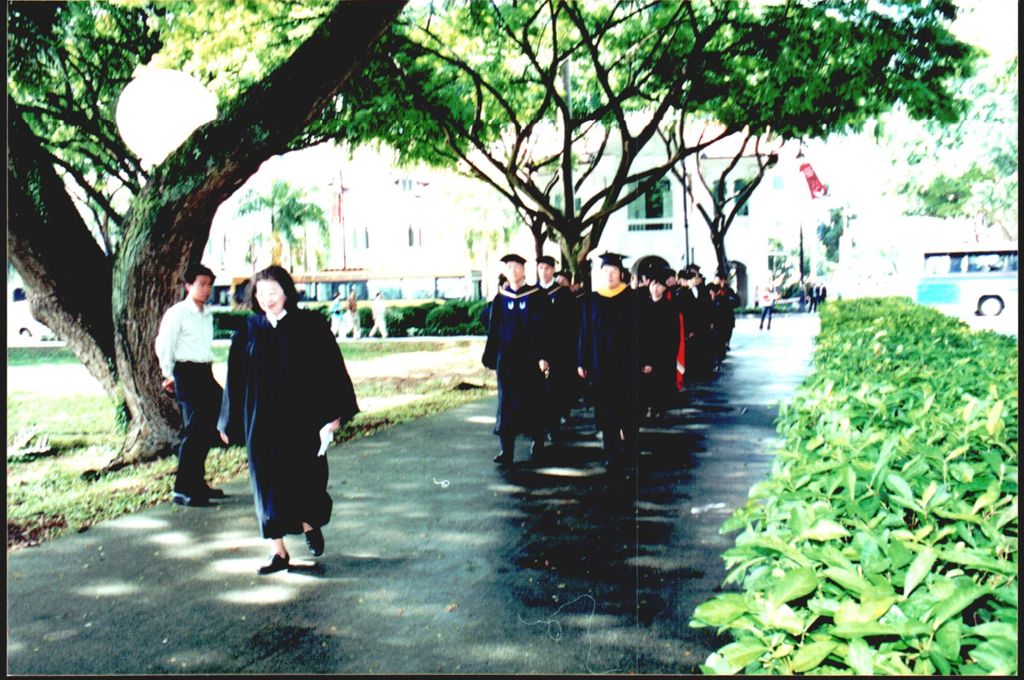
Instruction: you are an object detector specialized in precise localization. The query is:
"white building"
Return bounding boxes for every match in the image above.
[203,133,831,307]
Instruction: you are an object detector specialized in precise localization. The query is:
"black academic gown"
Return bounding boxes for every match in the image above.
[678,285,714,380]
[640,295,681,414]
[219,310,359,539]
[539,281,578,428]
[482,284,548,438]
[578,284,641,459]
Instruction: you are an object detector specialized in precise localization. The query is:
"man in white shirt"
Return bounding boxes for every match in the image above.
[154,262,224,506]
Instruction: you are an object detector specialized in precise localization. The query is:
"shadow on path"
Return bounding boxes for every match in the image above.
[7,315,817,674]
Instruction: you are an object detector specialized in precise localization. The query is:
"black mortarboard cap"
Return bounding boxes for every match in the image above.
[537,255,557,267]
[650,267,674,285]
[500,253,526,264]
[597,251,628,268]
[678,269,695,281]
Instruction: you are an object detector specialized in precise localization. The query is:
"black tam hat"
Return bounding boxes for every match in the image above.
[537,255,557,267]
[650,267,674,285]
[597,252,628,269]
[500,253,526,264]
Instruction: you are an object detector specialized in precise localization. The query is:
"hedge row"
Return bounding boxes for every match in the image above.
[691,297,1018,675]
[213,299,489,339]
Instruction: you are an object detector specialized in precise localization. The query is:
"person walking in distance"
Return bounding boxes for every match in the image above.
[536,255,576,442]
[329,291,345,338]
[639,267,681,420]
[368,291,389,338]
[218,266,359,574]
[482,254,550,465]
[344,289,361,339]
[578,252,641,473]
[155,262,226,507]
[759,280,779,331]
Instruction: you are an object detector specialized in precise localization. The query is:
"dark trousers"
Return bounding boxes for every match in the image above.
[759,305,774,329]
[172,362,222,494]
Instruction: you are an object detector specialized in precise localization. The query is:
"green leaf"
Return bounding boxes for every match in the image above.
[789,640,839,673]
[705,640,768,674]
[971,479,1001,514]
[928,582,990,631]
[830,621,930,638]
[888,539,914,570]
[935,548,1016,576]
[823,567,873,596]
[969,621,1016,642]
[691,593,750,627]
[929,650,952,675]
[800,519,850,542]
[846,637,875,675]
[969,638,1016,674]
[884,474,914,500]
[985,400,1005,436]
[902,547,936,598]
[769,567,819,606]
[765,601,805,636]
[934,619,962,660]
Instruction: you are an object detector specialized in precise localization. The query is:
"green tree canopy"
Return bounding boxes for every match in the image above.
[307,0,976,274]
[882,55,1017,239]
[8,0,405,468]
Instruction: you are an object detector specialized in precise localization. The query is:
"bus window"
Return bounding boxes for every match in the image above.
[968,253,1003,272]
[924,254,951,275]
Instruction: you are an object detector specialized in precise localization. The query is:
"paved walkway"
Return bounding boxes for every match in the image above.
[7,315,819,675]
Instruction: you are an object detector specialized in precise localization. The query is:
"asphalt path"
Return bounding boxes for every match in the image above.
[7,314,818,675]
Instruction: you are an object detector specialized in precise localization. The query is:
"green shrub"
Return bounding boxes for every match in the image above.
[213,310,252,339]
[692,297,1018,675]
[425,301,468,333]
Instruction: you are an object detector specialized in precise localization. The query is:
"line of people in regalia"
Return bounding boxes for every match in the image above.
[481,251,739,474]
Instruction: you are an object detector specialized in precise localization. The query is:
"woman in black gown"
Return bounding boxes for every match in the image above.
[219,266,359,574]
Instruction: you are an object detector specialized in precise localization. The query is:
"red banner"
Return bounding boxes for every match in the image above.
[799,162,828,199]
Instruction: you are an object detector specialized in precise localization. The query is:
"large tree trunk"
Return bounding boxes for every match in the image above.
[8,98,121,400]
[109,0,407,467]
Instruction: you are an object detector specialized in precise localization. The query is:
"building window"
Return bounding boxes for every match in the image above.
[626,178,672,231]
[733,178,751,216]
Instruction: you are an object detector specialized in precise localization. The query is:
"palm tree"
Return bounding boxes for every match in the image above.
[237,179,329,272]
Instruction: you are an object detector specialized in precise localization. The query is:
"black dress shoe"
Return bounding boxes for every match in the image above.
[493,452,513,465]
[171,491,213,507]
[201,485,227,499]
[257,553,290,575]
[304,527,325,556]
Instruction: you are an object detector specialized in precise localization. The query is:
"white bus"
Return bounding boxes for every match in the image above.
[915,245,1018,317]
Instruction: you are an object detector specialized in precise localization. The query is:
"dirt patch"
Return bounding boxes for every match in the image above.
[8,516,68,551]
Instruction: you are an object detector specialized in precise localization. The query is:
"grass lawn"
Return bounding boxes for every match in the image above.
[7,340,493,550]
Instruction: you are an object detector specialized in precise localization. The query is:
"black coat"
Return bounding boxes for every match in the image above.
[482,284,548,436]
[578,285,640,431]
[538,282,579,417]
[640,295,680,407]
[218,310,359,539]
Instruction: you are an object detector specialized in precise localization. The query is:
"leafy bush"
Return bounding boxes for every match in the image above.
[213,310,252,339]
[425,301,469,333]
[691,297,1018,675]
[422,300,486,336]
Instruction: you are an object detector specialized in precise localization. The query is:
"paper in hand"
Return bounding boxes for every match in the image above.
[316,423,334,457]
